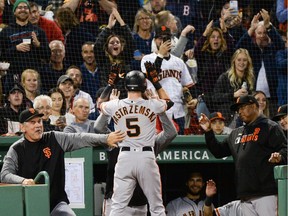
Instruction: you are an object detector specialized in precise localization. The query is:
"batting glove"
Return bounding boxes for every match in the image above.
[108,63,122,86]
[144,61,160,83]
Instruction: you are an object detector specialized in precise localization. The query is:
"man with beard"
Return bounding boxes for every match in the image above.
[80,41,100,102]
[199,95,287,216]
[149,0,166,15]
[145,0,182,35]
[141,25,194,135]
[166,172,216,216]
[0,0,49,92]
[236,9,285,113]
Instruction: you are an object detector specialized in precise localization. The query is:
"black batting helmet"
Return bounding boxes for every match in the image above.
[125,70,147,93]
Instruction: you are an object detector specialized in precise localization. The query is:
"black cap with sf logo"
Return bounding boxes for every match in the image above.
[19,108,44,123]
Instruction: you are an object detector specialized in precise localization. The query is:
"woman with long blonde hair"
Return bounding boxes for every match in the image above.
[21,69,40,104]
[213,48,255,127]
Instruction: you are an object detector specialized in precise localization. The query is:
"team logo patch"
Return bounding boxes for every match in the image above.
[43,147,52,159]
[216,112,223,118]
[29,108,35,114]
[277,106,281,113]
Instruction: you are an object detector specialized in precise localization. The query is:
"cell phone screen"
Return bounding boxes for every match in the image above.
[162,35,171,43]
[230,0,238,15]
[134,50,142,57]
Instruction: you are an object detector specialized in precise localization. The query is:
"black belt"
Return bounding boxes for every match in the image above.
[121,147,153,152]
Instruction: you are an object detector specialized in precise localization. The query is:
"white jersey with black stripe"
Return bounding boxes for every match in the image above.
[141,52,194,119]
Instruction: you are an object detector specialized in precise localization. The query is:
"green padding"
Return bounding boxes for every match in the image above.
[24,185,50,216]
[274,165,288,179]
[277,179,288,216]
[0,185,23,216]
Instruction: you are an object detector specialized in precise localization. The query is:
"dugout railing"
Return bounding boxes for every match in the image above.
[0,136,286,216]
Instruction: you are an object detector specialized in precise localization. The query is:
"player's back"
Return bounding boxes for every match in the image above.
[101,98,166,148]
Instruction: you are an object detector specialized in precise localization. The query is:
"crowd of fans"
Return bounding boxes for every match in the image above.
[0,0,287,136]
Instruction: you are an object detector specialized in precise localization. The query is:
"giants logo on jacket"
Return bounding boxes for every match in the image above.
[158,69,182,82]
[43,147,52,158]
[234,128,260,144]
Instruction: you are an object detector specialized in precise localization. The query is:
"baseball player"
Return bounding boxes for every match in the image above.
[214,200,242,216]
[141,25,194,134]
[99,64,174,215]
[166,172,216,216]
[95,86,177,216]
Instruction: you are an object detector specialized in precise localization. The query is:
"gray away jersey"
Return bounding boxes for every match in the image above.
[101,98,167,148]
[166,197,213,216]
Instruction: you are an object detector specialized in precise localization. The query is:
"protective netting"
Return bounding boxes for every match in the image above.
[0,0,286,135]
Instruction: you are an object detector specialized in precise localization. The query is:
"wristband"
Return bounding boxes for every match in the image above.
[153,82,162,90]
[205,196,212,206]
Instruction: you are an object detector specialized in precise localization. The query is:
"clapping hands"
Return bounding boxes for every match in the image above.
[107,8,125,29]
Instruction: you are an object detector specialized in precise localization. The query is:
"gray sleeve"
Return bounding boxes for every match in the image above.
[166,200,177,216]
[1,145,25,184]
[154,113,178,155]
[63,125,77,133]
[53,131,109,152]
[93,113,111,134]
[171,36,188,58]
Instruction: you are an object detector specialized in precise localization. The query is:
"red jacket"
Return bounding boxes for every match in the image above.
[38,16,64,43]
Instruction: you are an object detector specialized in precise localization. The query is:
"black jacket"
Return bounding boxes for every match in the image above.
[0,106,26,135]
[1,131,109,211]
[213,73,252,126]
[94,24,135,99]
[0,22,50,92]
[205,115,287,199]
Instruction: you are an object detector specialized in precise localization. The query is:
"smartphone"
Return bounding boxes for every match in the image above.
[58,116,66,124]
[162,35,171,43]
[230,0,238,16]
